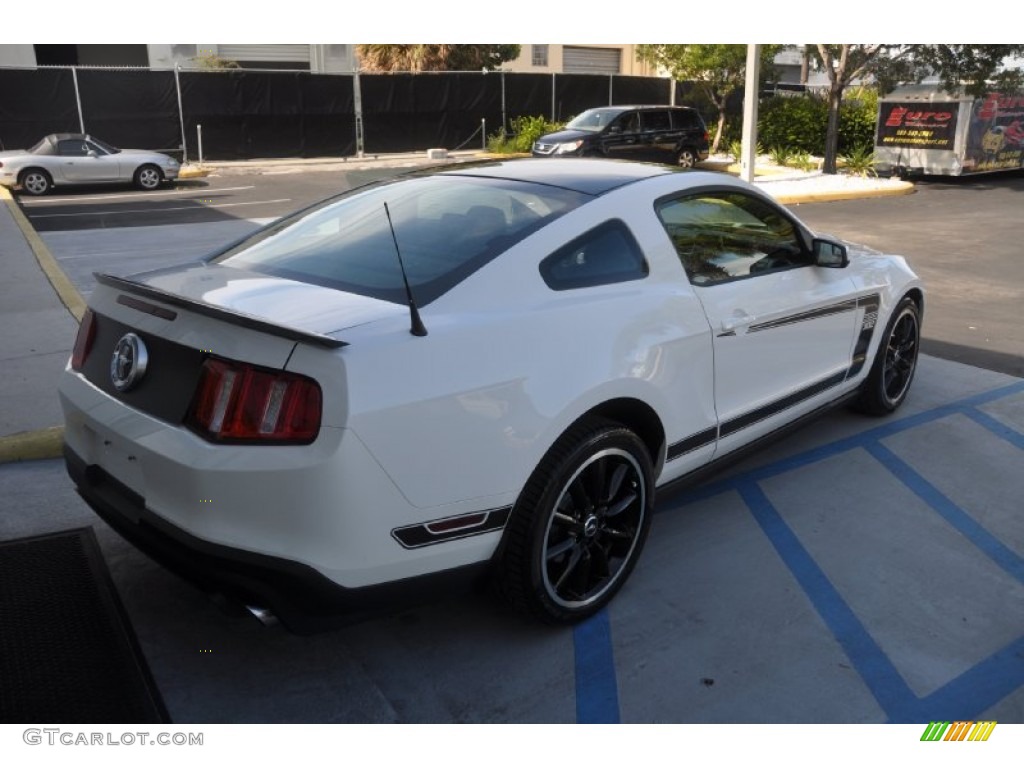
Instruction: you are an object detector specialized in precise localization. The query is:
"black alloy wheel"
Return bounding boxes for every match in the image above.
[498,418,653,623]
[857,296,921,415]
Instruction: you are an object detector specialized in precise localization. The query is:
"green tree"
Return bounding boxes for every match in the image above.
[813,44,1024,174]
[636,44,779,153]
[356,44,521,73]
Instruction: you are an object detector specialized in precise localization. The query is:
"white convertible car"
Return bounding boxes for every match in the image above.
[60,159,923,630]
[0,133,179,195]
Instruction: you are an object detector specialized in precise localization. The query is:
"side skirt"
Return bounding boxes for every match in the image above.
[655,388,862,502]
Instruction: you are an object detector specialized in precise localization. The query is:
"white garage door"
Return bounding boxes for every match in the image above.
[562,47,621,74]
[217,45,310,64]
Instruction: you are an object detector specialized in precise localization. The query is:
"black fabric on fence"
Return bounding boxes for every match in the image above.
[504,73,555,122]
[0,67,702,159]
[0,69,79,150]
[553,74,610,122]
[180,70,355,160]
[77,69,180,154]
[360,73,502,154]
[613,76,672,107]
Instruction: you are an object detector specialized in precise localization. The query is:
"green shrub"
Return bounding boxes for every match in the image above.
[841,145,877,176]
[768,146,794,166]
[757,90,878,156]
[790,151,818,172]
[728,139,764,161]
[488,115,565,154]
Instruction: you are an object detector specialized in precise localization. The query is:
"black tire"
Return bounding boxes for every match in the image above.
[19,168,52,196]
[856,296,921,415]
[497,417,654,623]
[134,164,163,191]
[677,147,698,168]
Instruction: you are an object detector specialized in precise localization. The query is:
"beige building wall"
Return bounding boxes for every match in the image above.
[505,45,657,76]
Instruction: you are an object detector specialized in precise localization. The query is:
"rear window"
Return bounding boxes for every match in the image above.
[672,110,702,129]
[211,175,590,305]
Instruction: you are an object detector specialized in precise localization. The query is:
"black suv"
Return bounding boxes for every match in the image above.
[532,105,710,167]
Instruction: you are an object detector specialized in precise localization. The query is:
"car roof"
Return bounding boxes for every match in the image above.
[433,158,680,196]
[579,105,698,114]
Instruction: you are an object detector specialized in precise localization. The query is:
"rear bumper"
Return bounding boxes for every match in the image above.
[65,445,488,633]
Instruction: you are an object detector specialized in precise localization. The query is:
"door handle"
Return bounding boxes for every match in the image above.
[720,312,756,335]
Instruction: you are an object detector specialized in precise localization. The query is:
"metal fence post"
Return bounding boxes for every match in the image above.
[670,79,676,106]
[500,71,507,138]
[481,118,486,150]
[551,72,557,121]
[609,75,614,105]
[173,64,188,164]
[353,72,365,158]
[71,66,85,134]
[197,124,203,165]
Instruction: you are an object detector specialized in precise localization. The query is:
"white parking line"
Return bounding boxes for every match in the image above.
[19,185,256,204]
[28,199,292,218]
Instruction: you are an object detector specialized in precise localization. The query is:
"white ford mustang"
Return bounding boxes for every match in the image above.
[60,159,923,630]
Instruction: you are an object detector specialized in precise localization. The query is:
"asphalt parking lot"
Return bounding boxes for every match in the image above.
[1,165,1022,723]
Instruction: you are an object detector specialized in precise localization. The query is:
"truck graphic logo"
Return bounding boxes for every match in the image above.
[885,107,955,127]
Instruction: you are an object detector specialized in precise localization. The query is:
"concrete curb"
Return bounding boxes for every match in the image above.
[178,166,212,179]
[0,187,86,323]
[0,426,64,463]
[772,182,916,205]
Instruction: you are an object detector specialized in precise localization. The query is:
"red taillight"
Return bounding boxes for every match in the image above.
[186,358,322,444]
[71,309,97,371]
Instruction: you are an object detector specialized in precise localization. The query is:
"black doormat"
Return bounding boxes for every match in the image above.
[0,527,169,723]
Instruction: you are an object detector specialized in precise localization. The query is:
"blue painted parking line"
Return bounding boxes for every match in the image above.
[662,380,1024,509]
[866,442,1024,585]
[907,634,1024,723]
[739,480,920,721]
[575,381,1024,722]
[574,609,620,724]
[965,406,1024,451]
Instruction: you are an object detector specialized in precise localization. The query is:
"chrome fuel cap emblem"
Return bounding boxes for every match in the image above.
[110,333,148,392]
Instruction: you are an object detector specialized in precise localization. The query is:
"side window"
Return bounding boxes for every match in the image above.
[540,220,648,291]
[672,110,699,130]
[642,110,671,132]
[655,192,808,286]
[610,111,640,134]
[57,139,89,157]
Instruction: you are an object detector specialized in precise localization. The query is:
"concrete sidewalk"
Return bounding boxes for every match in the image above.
[0,187,79,460]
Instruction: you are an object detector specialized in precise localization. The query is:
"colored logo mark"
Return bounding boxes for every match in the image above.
[920,721,997,742]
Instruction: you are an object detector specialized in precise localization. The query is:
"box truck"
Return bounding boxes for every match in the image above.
[875,84,1024,177]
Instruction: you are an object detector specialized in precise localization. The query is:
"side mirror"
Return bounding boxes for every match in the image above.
[813,238,848,268]
[607,125,621,134]
[86,150,98,158]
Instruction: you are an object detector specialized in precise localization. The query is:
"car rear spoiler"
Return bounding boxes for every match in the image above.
[94,273,348,349]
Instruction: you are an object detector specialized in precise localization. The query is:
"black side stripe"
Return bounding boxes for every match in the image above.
[391,507,511,549]
[747,299,859,334]
[667,427,718,461]
[720,370,847,437]
[846,293,881,378]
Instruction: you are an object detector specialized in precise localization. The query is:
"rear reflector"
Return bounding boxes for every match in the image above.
[71,309,97,371]
[186,358,321,444]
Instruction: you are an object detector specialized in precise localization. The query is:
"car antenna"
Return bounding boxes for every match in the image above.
[383,202,428,337]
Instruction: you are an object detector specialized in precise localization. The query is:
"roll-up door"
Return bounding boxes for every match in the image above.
[562,46,621,74]
[217,45,310,64]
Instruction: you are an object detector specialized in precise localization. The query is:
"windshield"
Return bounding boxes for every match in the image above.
[211,175,590,305]
[89,137,121,154]
[565,108,626,133]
